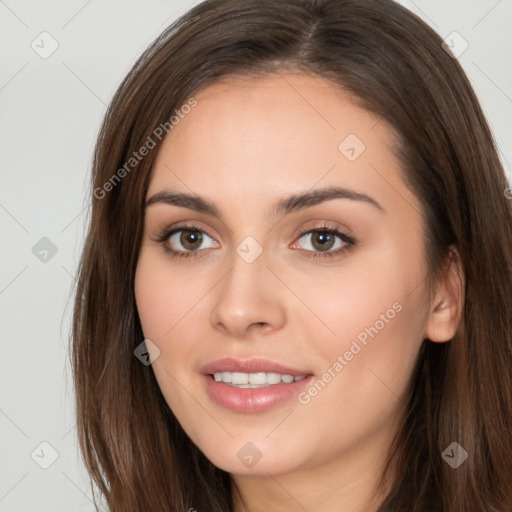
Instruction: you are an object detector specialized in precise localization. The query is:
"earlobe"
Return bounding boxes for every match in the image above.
[425,299,459,343]
[424,246,465,343]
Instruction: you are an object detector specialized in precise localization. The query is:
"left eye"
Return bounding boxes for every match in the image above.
[299,229,346,252]
[292,228,355,256]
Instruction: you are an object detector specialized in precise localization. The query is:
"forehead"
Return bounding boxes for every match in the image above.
[147,72,413,219]
[162,72,393,158]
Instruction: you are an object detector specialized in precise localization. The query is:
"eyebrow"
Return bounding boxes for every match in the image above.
[145,186,385,218]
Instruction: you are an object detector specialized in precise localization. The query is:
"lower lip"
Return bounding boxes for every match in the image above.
[202,374,314,413]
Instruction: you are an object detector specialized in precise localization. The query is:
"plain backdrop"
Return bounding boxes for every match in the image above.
[1,0,511,510]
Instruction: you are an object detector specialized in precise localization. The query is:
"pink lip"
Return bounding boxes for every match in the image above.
[200,357,315,414]
[200,357,312,377]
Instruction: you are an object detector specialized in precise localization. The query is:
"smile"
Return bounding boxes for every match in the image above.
[212,371,307,387]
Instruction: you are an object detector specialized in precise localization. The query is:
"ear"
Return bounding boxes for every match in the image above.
[424,245,465,343]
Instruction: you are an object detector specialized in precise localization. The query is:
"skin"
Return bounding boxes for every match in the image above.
[134,72,463,512]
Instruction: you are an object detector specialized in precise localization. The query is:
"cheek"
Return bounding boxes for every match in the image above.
[297,251,424,362]
[134,251,199,412]
[298,238,428,414]
[134,249,206,344]
[287,296,425,468]
[134,259,170,342]
[134,248,218,381]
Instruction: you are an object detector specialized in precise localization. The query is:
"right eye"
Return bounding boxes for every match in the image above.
[155,224,219,259]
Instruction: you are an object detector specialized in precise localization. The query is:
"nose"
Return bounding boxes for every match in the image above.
[209,249,287,339]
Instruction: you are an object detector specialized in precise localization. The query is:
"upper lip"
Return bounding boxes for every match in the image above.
[200,357,313,377]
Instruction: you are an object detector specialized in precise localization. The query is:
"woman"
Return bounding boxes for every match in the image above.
[71,0,512,510]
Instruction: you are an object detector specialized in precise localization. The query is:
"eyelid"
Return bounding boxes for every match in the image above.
[153,219,219,241]
[291,219,353,239]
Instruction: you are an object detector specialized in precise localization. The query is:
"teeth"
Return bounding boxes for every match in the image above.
[231,372,249,385]
[212,371,307,387]
[266,372,281,384]
[249,372,267,385]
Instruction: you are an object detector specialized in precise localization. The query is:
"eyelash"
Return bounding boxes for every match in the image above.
[153,222,357,261]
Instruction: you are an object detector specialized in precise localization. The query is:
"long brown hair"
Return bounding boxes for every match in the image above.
[70,0,512,510]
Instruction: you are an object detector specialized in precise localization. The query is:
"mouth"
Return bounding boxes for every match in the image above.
[200,357,315,413]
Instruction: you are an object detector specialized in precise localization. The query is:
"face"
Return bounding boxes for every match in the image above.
[134,72,433,478]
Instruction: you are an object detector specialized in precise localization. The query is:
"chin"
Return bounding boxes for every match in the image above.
[193,435,307,476]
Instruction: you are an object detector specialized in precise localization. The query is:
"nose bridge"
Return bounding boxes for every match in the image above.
[209,240,286,337]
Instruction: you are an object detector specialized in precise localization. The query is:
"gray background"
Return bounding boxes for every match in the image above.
[1,0,511,510]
